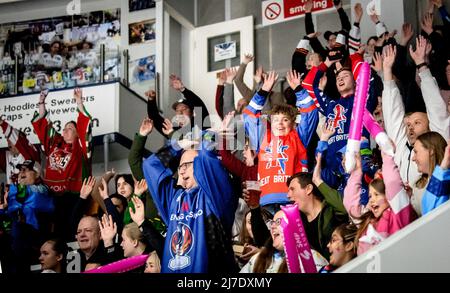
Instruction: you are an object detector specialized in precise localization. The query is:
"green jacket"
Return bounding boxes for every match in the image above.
[310,182,349,260]
[128,133,165,232]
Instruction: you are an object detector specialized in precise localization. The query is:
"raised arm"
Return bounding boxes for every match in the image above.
[243,71,278,153]
[223,67,237,115]
[343,154,364,218]
[382,45,408,148]
[171,74,210,124]
[145,90,167,138]
[410,36,450,139]
[234,54,255,100]
[128,118,153,181]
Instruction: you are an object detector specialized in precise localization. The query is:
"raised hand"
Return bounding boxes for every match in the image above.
[219,111,235,134]
[305,0,313,13]
[80,176,96,199]
[134,179,148,196]
[307,31,321,39]
[421,13,434,35]
[254,66,263,84]
[382,45,396,70]
[354,3,363,23]
[129,196,145,226]
[243,54,254,65]
[169,74,185,91]
[99,214,117,247]
[225,67,238,84]
[39,89,48,103]
[372,51,383,72]
[318,75,328,91]
[139,117,154,136]
[98,178,109,200]
[218,70,226,86]
[312,152,324,186]
[409,36,428,65]
[74,88,83,104]
[400,23,414,47]
[369,13,379,24]
[286,69,301,90]
[431,0,443,8]
[145,89,156,101]
[320,122,336,142]
[0,189,8,210]
[103,168,116,183]
[261,71,279,92]
[441,140,450,170]
[162,118,174,136]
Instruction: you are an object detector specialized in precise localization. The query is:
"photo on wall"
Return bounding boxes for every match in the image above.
[129,55,156,84]
[129,0,156,12]
[128,19,156,45]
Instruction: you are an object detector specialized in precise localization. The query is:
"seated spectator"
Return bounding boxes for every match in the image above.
[414,132,449,215]
[240,209,328,273]
[319,223,358,273]
[144,251,161,273]
[344,151,416,255]
[39,237,68,273]
[287,156,348,260]
[0,160,54,273]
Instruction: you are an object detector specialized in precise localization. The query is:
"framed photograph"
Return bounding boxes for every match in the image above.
[129,0,156,12]
[129,55,156,84]
[128,19,156,45]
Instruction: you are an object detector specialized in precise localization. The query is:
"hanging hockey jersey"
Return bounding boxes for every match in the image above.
[31,108,92,195]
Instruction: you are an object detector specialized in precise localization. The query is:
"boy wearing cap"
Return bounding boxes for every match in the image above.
[0,160,54,272]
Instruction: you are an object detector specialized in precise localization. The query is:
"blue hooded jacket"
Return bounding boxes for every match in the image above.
[143,142,237,273]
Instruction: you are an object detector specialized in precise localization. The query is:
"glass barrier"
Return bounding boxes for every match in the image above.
[1,44,121,97]
[0,57,16,97]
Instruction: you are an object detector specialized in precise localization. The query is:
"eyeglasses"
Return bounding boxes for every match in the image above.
[178,161,194,171]
[267,218,282,227]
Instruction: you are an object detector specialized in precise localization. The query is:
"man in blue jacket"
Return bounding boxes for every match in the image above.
[143,132,238,273]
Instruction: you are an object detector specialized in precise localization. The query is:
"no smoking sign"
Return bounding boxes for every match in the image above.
[265,2,281,20]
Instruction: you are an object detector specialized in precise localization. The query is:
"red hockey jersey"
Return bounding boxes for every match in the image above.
[31,108,92,194]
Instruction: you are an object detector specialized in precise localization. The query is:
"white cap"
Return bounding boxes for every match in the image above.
[375,21,387,37]
[297,39,311,52]
[336,33,346,46]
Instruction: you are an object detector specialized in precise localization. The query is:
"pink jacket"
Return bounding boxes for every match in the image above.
[344,152,416,255]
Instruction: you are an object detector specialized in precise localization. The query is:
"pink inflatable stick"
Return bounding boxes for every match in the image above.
[282,204,317,273]
[281,217,302,273]
[345,62,371,173]
[83,254,149,273]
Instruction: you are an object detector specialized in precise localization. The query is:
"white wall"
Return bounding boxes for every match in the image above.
[337,202,450,273]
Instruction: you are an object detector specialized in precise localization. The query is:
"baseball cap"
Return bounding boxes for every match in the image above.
[17,160,41,175]
[172,98,195,112]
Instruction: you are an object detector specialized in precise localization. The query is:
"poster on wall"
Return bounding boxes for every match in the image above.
[129,55,156,84]
[129,0,156,12]
[128,20,156,45]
